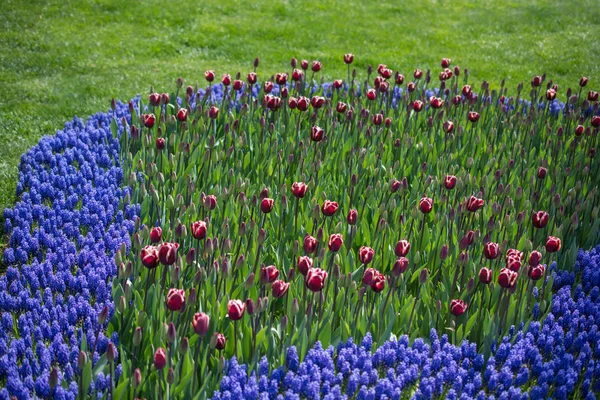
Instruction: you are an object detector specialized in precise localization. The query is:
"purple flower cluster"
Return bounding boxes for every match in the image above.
[0,103,138,399]
[211,246,600,400]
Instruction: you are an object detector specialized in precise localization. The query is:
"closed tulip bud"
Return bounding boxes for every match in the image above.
[440,244,449,261]
[328,234,344,252]
[393,257,409,276]
[258,228,266,245]
[98,305,109,325]
[245,298,256,315]
[419,197,433,214]
[165,367,175,384]
[479,267,493,284]
[304,235,317,254]
[419,268,428,284]
[458,251,469,266]
[77,350,88,371]
[347,209,358,225]
[484,242,500,260]
[192,312,210,336]
[528,264,546,281]
[528,250,542,267]
[132,327,143,347]
[154,348,167,370]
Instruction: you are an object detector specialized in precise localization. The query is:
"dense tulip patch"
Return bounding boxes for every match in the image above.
[2,55,600,398]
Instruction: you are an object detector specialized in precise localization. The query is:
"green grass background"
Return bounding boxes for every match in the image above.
[1,0,599,219]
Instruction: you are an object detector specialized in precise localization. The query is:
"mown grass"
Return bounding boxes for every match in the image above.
[0,0,599,234]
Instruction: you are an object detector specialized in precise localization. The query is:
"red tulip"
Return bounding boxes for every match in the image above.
[263,81,274,93]
[392,257,409,276]
[529,250,542,267]
[419,197,433,214]
[441,58,451,68]
[233,80,243,91]
[506,248,523,261]
[166,288,185,311]
[300,235,316,255]
[156,137,165,151]
[176,108,187,122]
[260,265,279,284]
[154,348,167,370]
[546,89,556,101]
[215,333,226,350]
[227,299,245,320]
[462,85,472,97]
[376,64,387,75]
[190,220,207,240]
[300,59,309,70]
[430,96,444,109]
[247,72,257,84]
[370,271,386,293]
[390,179,401,193]
[466,195,484,212]
[580,77,588,87]
[413,69,423,79]
[291,182,308,199]
[443,120,454,133]
[532,211,549,229]
[394,240,411,257]
[468,111,480,123]
[358,246,375,265]
[311,125,324,142]
[150,227,162,243]
[575,125,585,136]
[444,175,457,190]
[328,233,344,252]
[413,100,424,112]
[537,167,547,179]
[311,60,322,72]
[366,89,377,101]
[336,102,348,113]
[498,268,518,288]
[506,256,522,272]
[204,70,215,82]
[192,313,210,336]
[545,236,561,253]
[588,90,598,102]
[297,96,309,112]
[221,74,231,86]
[141,245,160,269]
[380,68,393,79]
[528,264,546,281]
[142,114,156,128]
[159,242,179,265]
[347,209,358,225]
[344,53,354,64]
[204,195,217,211]
[297,256,313,276]
[305,267,328,292]
[531,75,542,87]
[208,106,219,119]
[260,198,274,214]
[288,97,298,109]
[362,267,377,285]
[333,79,344,89]
[592,116,600,128]
[407,82,416,92]
[479,267,493,284]
[372,113,383,126]
[275,73,288,85]
[321,200,339,217]
[149,92,161,106]
[395,73,405,85]
[272,280,290,298]
[450,299,467,316]
[484,242,500,260]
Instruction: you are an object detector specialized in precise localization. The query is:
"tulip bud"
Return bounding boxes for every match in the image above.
[106,342,116,363]
[419,268,428,284]
[49,367,59,389]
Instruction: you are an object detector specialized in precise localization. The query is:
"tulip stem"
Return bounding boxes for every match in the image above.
[234,320,238,359]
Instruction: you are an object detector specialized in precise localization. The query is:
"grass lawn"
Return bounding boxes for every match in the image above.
[0,0,599,236]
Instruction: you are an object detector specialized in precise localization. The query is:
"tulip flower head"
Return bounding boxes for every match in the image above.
[305,267,328,292]
[450,299,467,316]
[227,300,246,320]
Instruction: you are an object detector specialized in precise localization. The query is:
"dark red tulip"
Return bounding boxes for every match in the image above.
[159,242,179,265]
[154,348,167,370]
[407,82,416,92]
[263,81,274,93]
[288,97,298,109]
[479,267,493,284]
[531,76,542,87]
[305,267,328,292]
[275,73,288,85]
[333,79,344,89]
[580,77,588,87]
[190,221,207,240]
[575,125,585,136]
[394,240,411,257]
[272,280,290,298]
[358,246,375,265]
[260,265,279,284]
[149,92,161,106]
[537,167,547,179]
[372,113,384,126]
[528,264,546,281]
[142,114,156,128]
[208,106,219,119]
[444,175,457,190]
[450,299,467,316]
[311,60,322,72]
[362,267,376,286]
[204,70,215,82]
[419,197,433,214]
[321,200,339,217]
[430,96,444,109]
[215,333,226,350]
[176,108,187,122]
[529,251,542,267]
[247,72,257,84]
[443,120,454,133]
[413,100,424,112]
[592,116,600,128]
[204,195,217,210]
[297,96,309,112]
[336,102,347,113]
[393,257,409,276]
[381,68,393,80]
[462,85,472,97]
[311,125,324,142]
[498,268,518,288]
[366,89,377,101]
[506,248,523,260]
[532,211,549,229]
[328,233,344,252]
[468,111,480,123]
[344,53,354,64]
[484,242,500,260]
[347,209,358,225]
[303,235,317,254]
[370,271,386,293]
[260,198,274,214]
[413,69,423,79]
[166,288,185,311]
[297,256,313,276]
[390,179,402,193]
[546,89,556,101]
[301,59,309,70]
[545,236,561,253]
[156,137,166,150]
[227,299,245,320]
[376,64,387,75]
[291,182,308,198]
[395,73,404,85]
[441,58,451,68]
[221,74,231,86]
[233,80,243,91]
[588,91,598,102]
[506,256,522,272]
[141,245,160,269]
[192,313,210,336]
[150,227,162,243]
[466,195,485,212]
